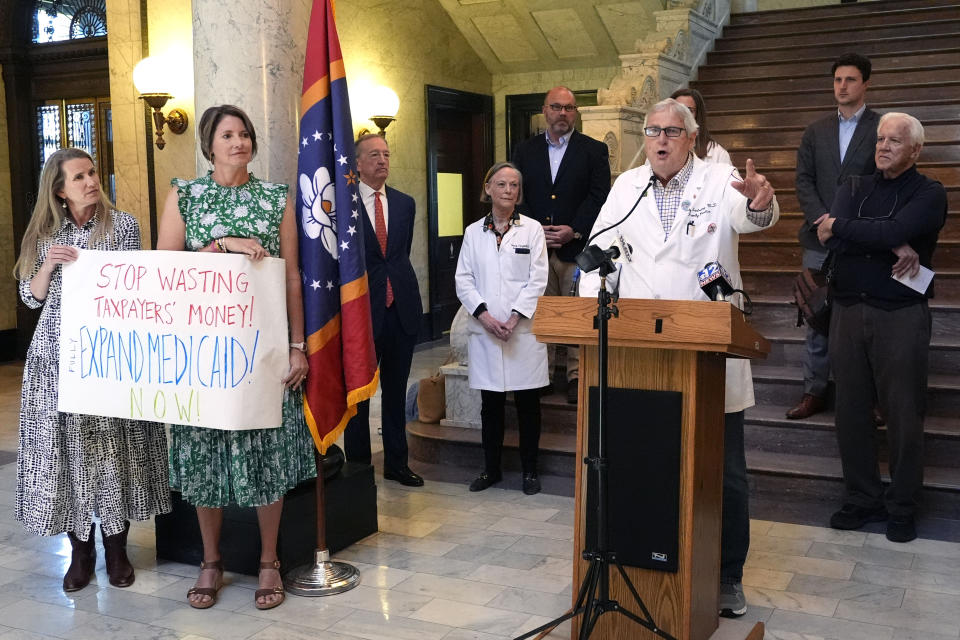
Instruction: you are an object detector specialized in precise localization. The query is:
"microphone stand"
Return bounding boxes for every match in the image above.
[514,260,674,640]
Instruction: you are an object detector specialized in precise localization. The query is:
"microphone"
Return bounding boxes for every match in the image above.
[576,245,620,273]
[568,267,581,296]
[577,173,657,274]
[698,261,735,301]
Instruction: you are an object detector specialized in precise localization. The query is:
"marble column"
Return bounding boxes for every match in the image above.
[192,0,312,188]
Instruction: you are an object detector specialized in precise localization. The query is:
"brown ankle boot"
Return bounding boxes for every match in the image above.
[101,521,135,587]
[63,523,96,592]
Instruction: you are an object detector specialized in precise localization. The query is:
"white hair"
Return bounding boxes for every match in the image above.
[644,98,699,136]
[879,112,925,147]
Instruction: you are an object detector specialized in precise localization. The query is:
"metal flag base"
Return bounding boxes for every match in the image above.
[285,548,361,597]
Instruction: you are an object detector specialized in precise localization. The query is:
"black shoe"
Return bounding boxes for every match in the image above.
[522,473,541,496]
[566,378,579,404]
[830,503,887,530]
[469,471,501,492]
[886,515,917,543]
[384,466,424,487]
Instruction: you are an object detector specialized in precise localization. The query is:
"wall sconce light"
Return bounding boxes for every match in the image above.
[359,85,400,137]
[133,56,188,150]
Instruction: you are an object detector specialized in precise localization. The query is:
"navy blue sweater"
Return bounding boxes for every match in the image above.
[826,166,947,309]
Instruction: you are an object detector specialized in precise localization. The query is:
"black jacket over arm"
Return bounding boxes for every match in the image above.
[512,129,610,262]
[796,108,880,251]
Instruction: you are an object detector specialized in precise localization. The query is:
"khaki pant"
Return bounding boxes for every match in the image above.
[544,252,579,382]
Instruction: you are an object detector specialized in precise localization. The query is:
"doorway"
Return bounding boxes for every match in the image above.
[1,0,112,358]
[425,85,493,340]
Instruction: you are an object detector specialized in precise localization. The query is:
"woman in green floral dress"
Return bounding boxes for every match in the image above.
[157,105,314,611]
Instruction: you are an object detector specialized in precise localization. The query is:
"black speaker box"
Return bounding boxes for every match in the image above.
[585,386,683,572]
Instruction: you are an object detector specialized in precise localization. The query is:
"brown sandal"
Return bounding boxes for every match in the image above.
[187,560,223,609]
[254,560,285,610]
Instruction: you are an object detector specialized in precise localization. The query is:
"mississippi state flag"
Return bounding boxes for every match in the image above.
[296,0,378,453]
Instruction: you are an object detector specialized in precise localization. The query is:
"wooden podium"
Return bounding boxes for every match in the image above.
[532,297,769,640]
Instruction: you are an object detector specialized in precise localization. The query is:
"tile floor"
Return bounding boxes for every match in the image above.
[0,344,959,639]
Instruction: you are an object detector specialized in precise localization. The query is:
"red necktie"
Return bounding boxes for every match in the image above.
[374,191,393,307]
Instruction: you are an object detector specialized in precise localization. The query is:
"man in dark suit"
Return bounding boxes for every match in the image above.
[788,52,879,420]
[512,86,610,403]
[344,133,424,486]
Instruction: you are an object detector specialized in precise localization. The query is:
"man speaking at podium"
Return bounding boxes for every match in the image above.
[579,98,779,619]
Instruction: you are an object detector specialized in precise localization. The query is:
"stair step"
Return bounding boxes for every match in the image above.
[747,404,960,438]
[739,238,960,263]
[696,65,960,95]
[710,104,960,130]
[752,364,960,416]
[756,326,960,375]
[748,449,960,495]
[706,83,960,112]
[724,5,960,38]
[750,189,960,217]
[742,267,960,299]
[750,211,960,243]
[699,49,960,81]
[407,420,576,477]
[707,33,960,65]
[727,144,960,168]
[729,0,960,25]
[716,19,960,51]
[713,123,960,151]
[749,295,960,340]
[745,163,960,190]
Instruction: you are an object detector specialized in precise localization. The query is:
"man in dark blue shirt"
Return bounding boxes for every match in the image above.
[816,112,947,543]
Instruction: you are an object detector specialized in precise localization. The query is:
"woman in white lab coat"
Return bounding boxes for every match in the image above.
[455,162,549,495]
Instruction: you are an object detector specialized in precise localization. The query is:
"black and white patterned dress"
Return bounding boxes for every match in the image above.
[16,210,171,541]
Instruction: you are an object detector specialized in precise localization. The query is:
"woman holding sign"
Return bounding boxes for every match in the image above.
[13,148,171,592]
[157,104,313,610]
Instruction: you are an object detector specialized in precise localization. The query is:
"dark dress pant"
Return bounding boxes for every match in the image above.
[479,389,541,474]
[829,301,930,517]
[721,410,750,583]
[344,305,417,472]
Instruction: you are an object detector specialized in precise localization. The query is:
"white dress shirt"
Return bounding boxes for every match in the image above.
[358,180,388,231]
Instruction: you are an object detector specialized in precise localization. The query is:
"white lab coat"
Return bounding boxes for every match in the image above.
[456,214,549,392]
[579,156,779,413]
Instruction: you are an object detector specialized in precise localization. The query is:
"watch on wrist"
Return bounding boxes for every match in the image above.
[290,342,306,352]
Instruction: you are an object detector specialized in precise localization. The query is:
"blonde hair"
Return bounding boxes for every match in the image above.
[480,162,523,204]
[14,148,115,280]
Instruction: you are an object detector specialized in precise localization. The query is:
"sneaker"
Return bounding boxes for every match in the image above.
[719,582,746,618]
[830,503,887,530]
[886,515,916,543]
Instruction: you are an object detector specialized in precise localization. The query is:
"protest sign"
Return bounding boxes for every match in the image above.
[58,249,289,430]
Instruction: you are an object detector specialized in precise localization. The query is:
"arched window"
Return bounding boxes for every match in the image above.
[32,0,107,44]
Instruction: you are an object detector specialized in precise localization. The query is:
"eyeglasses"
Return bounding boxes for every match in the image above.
[546,103,577,113]
[644,126,685,138]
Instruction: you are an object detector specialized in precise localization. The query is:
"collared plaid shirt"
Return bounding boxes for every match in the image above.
[653,153,695,240]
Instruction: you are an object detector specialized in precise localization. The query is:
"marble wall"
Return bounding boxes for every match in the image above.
[106,0,151,244]
[192,0,311,189]
[336,0,492,311]
[0,69,14,330]
[492,66,620,161]
[147,0,194,219]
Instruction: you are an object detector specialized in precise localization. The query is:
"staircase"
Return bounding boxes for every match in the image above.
[693,0,960,526]
[408,0,960,533]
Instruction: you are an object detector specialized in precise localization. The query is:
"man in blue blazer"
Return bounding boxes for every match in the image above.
[512,86,610,403]
[789,52,879,421]
[344,133,424,486]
